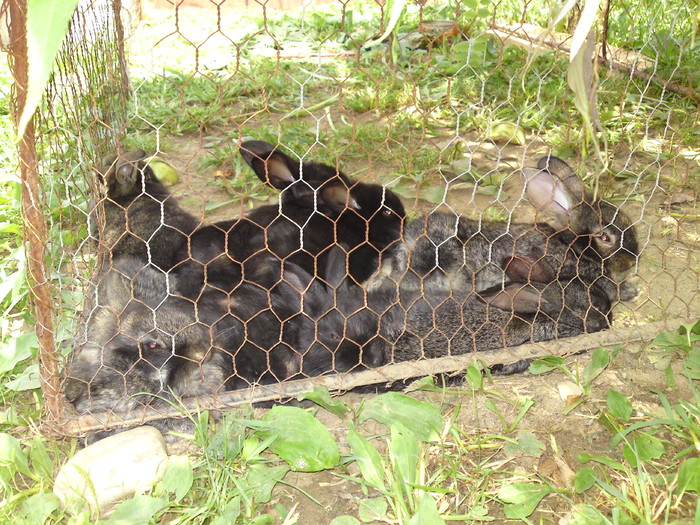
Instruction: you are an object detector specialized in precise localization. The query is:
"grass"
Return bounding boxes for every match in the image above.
[0,0,699,523]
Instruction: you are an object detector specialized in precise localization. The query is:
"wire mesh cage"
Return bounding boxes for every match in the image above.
[7,0,699,437]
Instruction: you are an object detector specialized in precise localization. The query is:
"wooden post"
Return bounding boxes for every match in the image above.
[7,0,63,425]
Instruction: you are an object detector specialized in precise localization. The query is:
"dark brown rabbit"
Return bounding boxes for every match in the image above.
[64,258,231,415]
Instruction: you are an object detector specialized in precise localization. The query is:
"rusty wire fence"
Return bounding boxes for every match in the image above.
[8,0,699,436]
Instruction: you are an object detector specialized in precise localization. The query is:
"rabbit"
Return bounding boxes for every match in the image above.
[90,151,201,272]
[209,246,385,390]
[173,140,406,298]
[378,155,639,305]
[64,258,232,415]
[368,254,612,373]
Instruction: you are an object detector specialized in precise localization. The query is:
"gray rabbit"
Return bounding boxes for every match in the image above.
[90,151,200,272]
[380,156,639,304]
[368,254,613,373]
[64,258,231,415]
[207,246,385,390]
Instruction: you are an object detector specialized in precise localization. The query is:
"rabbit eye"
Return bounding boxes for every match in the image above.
[143,340,160,350]
[598,233,612,244]
[382,207,394,217]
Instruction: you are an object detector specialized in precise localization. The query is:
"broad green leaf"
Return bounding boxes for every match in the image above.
[330,517,361,525]
[528,356,564,374]
[463,364,484,390]
[406,492,446,525]
[0,331,36,374]
[5,363,41,391]
[28,436,53,482]
[499,482,553,519]
[687,319,700,335]
[358,497,388,522]
[245,464,290,504]
[683,348,700,380]
[18,0,81,139]
[297,386,349,418]
[582,348,609,388]
[597,411,623,434]
[250,516,274,525]
[622,434,665,468]
[652,331,691,352]
[488,122,526,145]
[677,457,700,494]
[19,491,60,525]
[0,432,30,476]
[606,389,633,422]
[258,406,340,471]
[389,423,419,489]
[156,455,193,502]
[358,392,442,442]
[567,504,607,525]
[148,157,179,186]
[105,495,167,525]
[417,184,448,205]
[503,430,546,458]
[346,422,386,492]
[210,497,241,525]
[574,467,597,494]
[206,414,246,460]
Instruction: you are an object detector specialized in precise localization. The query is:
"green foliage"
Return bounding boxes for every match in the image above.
[498,482,555,519]
[18,0,80,137]
[358,392,443,441]
[529,347,612,413]
[255,405,341,472]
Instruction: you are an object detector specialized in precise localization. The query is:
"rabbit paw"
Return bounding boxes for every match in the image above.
[619,276,641,302]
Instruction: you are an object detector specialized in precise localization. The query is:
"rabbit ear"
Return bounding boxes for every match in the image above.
[483,284,550,314]
[522,168,572,215]
[240,140,297,190]
[537,156,576,178]
[99,150,148,192]
[503,256,555,283]
[539,156,587,201]
[319,181,360,214]
[323,245,350,289]
[522,157,586,227]
[276,261,313,292]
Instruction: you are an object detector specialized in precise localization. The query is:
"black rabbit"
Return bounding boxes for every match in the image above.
[174,140,406,298]
[210,246,385,390]
[90,151,201,272]
[381,156,639,305]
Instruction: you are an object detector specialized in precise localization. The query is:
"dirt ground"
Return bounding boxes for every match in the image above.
[269,342,697,522]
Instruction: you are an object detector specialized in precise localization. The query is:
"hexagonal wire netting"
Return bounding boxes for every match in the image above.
[9,0,699,436]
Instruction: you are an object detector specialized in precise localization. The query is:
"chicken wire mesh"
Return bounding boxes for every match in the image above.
[8,0,699,437]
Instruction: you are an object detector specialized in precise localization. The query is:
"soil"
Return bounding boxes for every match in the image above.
[264,343,698,523]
